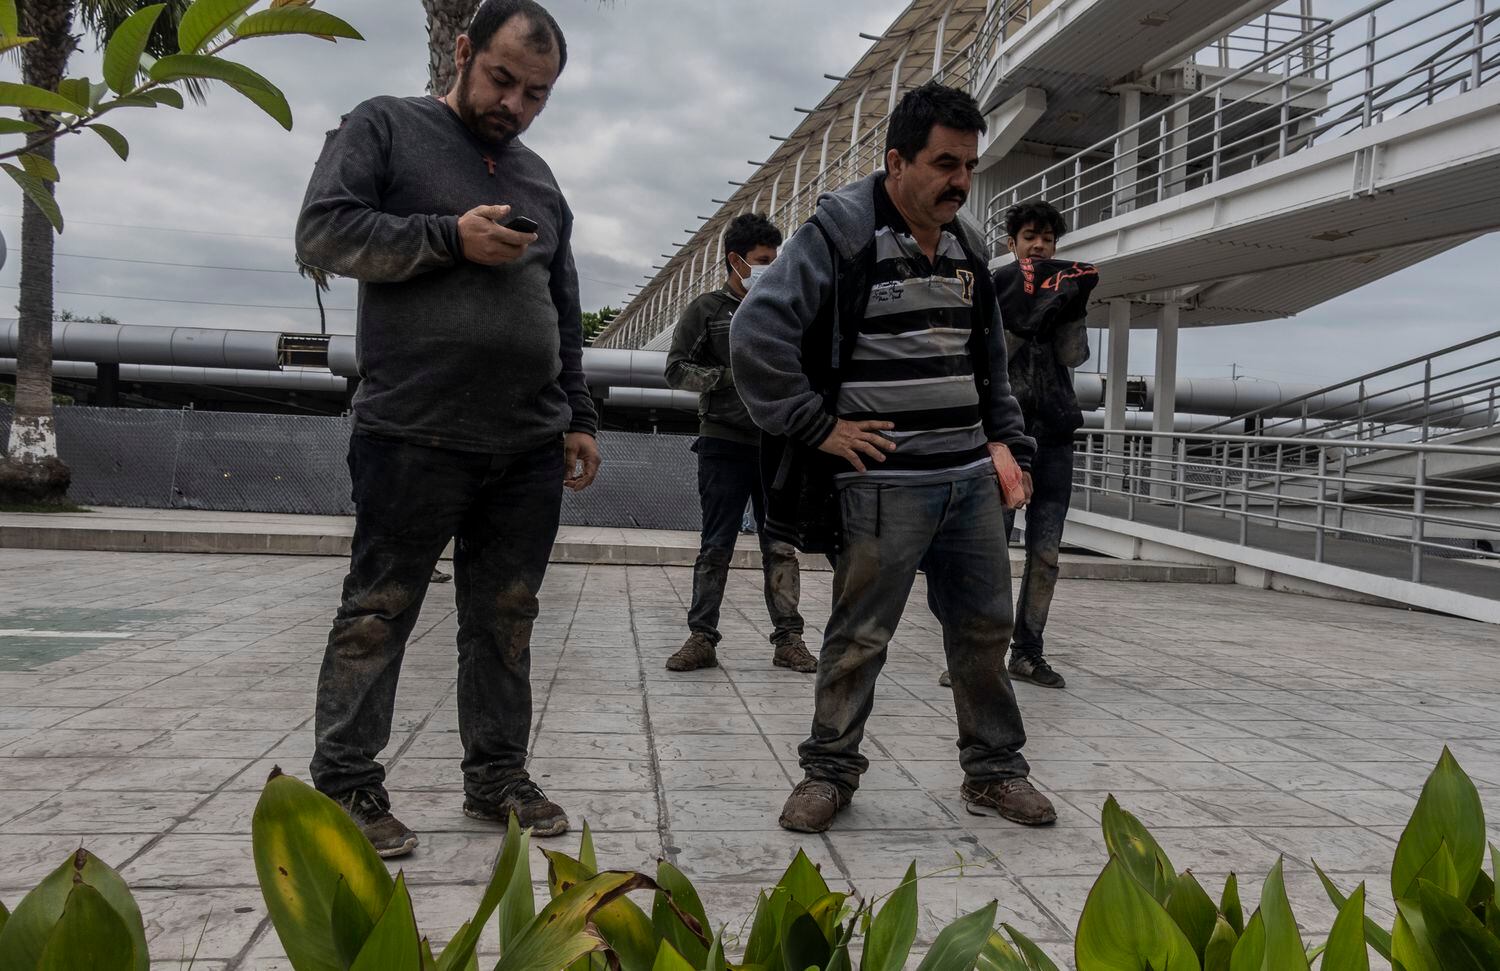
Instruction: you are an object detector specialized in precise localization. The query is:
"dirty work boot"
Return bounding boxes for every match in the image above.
[336,789,419,858]
[666,632,718,672]
[1008,652,1066,689]
[961,777,1058,826]
[938,669,951,687]
[463,778,569,837]
[773,635,817,673]
[778,778,851,833]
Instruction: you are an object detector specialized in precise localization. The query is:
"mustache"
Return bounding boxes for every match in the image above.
[939,190,968,205]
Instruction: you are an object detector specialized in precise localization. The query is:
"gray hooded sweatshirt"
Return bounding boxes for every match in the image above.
[728,173,1035,474]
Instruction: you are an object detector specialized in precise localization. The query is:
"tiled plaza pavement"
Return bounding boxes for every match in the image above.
[0,548,1497,969]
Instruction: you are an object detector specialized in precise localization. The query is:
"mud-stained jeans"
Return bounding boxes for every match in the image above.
[800,474,1030,794]
[1003,443,1074,658]
[310,431,563,803]
[687,437,804,647]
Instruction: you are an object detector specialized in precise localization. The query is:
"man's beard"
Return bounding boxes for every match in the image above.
[456,65,524,146]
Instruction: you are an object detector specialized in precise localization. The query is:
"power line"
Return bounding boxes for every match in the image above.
[0,211,293,241]
[56,252,302,274]
[0,284,353,313]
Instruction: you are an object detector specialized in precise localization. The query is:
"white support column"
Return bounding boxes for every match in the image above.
[819,117,836,176]
[768,169,780,217]
[932,0,956,78]
[1164,99,1191,199]
[1106,298,1131,471]
[715,228,724,269]
[851,87,869,154]
[791,145,809,218]
[889,41,911,115]
[1152,303,1180,498]
[1114,88,1142,215]
[751,187,764,214]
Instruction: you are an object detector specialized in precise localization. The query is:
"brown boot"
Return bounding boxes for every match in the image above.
[961,777,1057,826]
[666,632,718,672]
[773,635,817,673]
[335,789,419,858]
[778,778,851,833]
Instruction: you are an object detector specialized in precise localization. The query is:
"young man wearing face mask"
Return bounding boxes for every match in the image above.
[664,213,815,675]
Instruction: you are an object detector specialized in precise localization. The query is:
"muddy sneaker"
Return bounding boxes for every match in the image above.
[666,632,718,672]
[778,778,851,833]
[961,777,1057,826]
[336,789,419,858]
[1008,652,1066,689]
[938,669,951,687]
[773,636,817,673]
[464,778,569,837]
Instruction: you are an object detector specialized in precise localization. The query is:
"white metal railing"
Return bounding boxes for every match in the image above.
[1206,330,1500,450]
[1199,10,1334,72]
[1075,429,1500,586]
[987,0,1499,244]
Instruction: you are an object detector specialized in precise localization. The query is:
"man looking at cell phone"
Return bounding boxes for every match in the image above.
[663,213,815,676]
[295,0,594,857]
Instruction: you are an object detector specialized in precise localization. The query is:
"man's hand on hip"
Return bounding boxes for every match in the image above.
[459,204,537,266]
[564,432,600,492]
[989,442,1032,509]
[818,418,896,473]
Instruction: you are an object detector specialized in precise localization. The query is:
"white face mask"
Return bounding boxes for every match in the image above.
[733,257,773,291]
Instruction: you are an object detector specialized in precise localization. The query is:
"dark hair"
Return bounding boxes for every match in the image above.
[1004,200,1067,240]
[722,213,783,270]
[467,0,568,75]
[885,82,987,162]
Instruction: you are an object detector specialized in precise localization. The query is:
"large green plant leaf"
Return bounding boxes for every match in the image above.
[1417,877,1500,970]
[0,82,83,114]
[1,164,60,231]
[0,118,41,134]
[19,152,57,182]
[778,850,831,910]
[1319,883,1370,971]
[975,930,1029,971]
[495,871,658,971]
[1219,876,1243,937]
[579,821,598,875]
[1257,859,1309,971]
[0,898,9,935]
[1312,862,1393,961]
[807,892,848,944]
[437,814,529,971]
[1393,901,1443,971]
[91,123,130,160]
[1002,924,1062,971]
[251,771,394,971]
[36,884,135,971]
[1165,870,1218,960]
[226,79,292,129]
[147,53,273,90]
[234,6,361,41]
[1393,748,1486,903]
[861,862,918,971]
[743,890,790,971]
[650,940,696,971]
[351,873,422,970]
[913,901,998,971]
[103,5,166,93]
[1489,843,1499,938]
[0,849,148,971]
[825,915,858,971]
[780,905,831,971]
[1075,858,1198,971]
[547,850,659,971]
[1227,911,1264,971]
[704,928,726,971]
[653,861,710,967]
[177,0,256,54]
[1101,796,1177,905]
[0,0,18,38]
[1203,917,1236,971]
[331,877,377,968]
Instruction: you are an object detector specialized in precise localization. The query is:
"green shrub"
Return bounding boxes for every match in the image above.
[0,750,1495,970]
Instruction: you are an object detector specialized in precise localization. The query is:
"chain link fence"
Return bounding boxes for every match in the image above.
[1,404,702,530]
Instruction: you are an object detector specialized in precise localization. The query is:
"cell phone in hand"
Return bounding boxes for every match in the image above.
[502,215,539,234]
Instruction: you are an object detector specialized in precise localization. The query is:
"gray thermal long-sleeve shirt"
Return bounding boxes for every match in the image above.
[296,94,597,453]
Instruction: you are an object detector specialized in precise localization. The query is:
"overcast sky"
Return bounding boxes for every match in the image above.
[1,0,1495,389]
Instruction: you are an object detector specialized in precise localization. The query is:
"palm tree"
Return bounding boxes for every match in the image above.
[2,0,193,503]
[422,0,479,95]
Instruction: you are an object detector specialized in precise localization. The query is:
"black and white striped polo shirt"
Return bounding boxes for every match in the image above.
[834,188,990,487]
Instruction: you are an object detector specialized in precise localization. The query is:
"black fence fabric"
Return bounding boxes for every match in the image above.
[0,404,702,530]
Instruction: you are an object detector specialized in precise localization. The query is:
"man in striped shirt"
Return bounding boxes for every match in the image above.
[732,82,1057,833]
